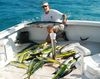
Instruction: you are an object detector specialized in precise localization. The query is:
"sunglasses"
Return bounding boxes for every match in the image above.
[42,5,48,8]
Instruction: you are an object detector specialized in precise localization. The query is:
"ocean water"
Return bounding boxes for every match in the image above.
[0,0,100,31]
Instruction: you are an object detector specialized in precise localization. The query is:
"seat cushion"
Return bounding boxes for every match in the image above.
[61,42,91,56]
[84,54,100,78]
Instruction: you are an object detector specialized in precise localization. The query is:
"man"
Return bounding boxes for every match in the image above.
[41,2,67,43]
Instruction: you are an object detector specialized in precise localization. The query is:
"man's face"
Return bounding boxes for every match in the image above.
[42,5,50,13]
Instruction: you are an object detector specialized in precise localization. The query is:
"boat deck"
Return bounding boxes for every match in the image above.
[57,41,100,55]
[0,41,100,79]
[0,63,89,79]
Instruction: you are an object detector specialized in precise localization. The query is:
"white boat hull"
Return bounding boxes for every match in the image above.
[0,20,100,79]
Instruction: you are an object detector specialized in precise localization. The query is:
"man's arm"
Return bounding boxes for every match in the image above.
[62,14,67,24]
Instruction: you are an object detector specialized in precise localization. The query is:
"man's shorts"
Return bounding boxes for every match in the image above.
[53,24,65,31]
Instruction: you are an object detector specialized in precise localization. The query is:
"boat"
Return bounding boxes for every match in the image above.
[0,20,100,79]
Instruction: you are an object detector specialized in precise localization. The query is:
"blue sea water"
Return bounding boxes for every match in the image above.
[0,0,100,31]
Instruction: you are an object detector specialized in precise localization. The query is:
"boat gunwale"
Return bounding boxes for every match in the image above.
[0,20,100,40]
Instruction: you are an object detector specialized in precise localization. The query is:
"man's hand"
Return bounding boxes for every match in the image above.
[62,19,67,25]
[62,14,67,25]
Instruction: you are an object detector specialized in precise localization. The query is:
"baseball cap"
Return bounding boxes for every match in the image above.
[42,2,49,6]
